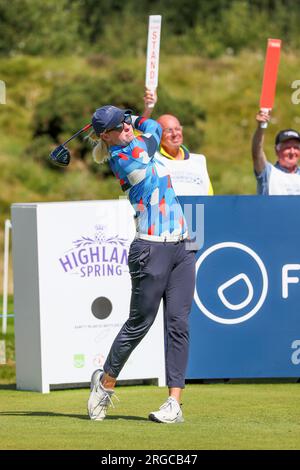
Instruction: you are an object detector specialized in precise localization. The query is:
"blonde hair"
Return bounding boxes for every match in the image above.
[85,130,110,164]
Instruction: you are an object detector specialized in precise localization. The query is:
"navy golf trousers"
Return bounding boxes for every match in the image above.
[103,238,196,388]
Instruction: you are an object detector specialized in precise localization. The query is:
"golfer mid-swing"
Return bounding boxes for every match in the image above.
[88,105,196,423]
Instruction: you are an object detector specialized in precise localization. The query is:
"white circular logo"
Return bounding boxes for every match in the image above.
[194,242,268,324]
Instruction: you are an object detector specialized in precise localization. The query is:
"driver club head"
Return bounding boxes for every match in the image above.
[49,145,71,167]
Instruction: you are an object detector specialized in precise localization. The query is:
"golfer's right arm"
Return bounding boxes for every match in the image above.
[251,110,269,174]
[142,88,157,119]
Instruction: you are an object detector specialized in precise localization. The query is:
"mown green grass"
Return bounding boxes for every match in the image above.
[1,296,300,450]
[0,383,300,450]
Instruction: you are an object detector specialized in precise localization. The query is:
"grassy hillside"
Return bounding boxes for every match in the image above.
[1,50,300,291]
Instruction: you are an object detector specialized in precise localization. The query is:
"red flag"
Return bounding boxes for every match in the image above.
[259,39,281,110]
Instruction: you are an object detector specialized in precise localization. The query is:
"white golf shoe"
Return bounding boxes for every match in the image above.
[87,369,115,421]
[148,397,184,424]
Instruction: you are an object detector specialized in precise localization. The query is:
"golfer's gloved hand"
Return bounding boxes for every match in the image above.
[49,145,70,167]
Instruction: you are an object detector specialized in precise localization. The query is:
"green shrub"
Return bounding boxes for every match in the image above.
[28,70,206,172]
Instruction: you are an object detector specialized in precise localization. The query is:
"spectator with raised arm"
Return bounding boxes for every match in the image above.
[252,109,300,195]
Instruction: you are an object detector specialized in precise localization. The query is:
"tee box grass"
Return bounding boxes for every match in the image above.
[1,298,300,450]
[0,382,300,450]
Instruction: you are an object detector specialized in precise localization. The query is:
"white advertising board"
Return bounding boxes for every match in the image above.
[11,200,165,392]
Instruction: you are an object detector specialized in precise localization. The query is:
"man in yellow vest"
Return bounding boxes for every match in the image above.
[143,88,214,196]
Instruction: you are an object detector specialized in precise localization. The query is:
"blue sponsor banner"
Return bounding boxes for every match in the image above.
[179,196,300,379]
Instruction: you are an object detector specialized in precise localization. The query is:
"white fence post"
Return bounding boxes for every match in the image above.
[2,219,12,334]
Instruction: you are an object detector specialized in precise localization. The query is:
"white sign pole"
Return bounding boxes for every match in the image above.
[2,219,11,334]
[145,15,162,108]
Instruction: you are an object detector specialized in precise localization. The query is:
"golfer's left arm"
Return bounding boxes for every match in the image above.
[131,116,162,158]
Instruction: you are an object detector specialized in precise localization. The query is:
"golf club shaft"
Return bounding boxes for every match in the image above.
[62,123,92,146]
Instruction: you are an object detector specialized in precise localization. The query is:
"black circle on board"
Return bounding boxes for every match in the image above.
[91,296,113,320]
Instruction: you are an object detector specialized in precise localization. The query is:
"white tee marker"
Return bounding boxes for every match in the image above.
[0,80,6,104]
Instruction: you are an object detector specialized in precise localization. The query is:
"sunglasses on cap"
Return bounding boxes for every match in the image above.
[105,114,132,133]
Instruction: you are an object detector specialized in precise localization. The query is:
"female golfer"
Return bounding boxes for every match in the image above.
[87,105,196,423]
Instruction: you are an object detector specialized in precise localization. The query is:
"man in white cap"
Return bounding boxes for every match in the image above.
[252,110,300,195]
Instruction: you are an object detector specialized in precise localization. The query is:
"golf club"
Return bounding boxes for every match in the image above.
[49,123,92,167]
